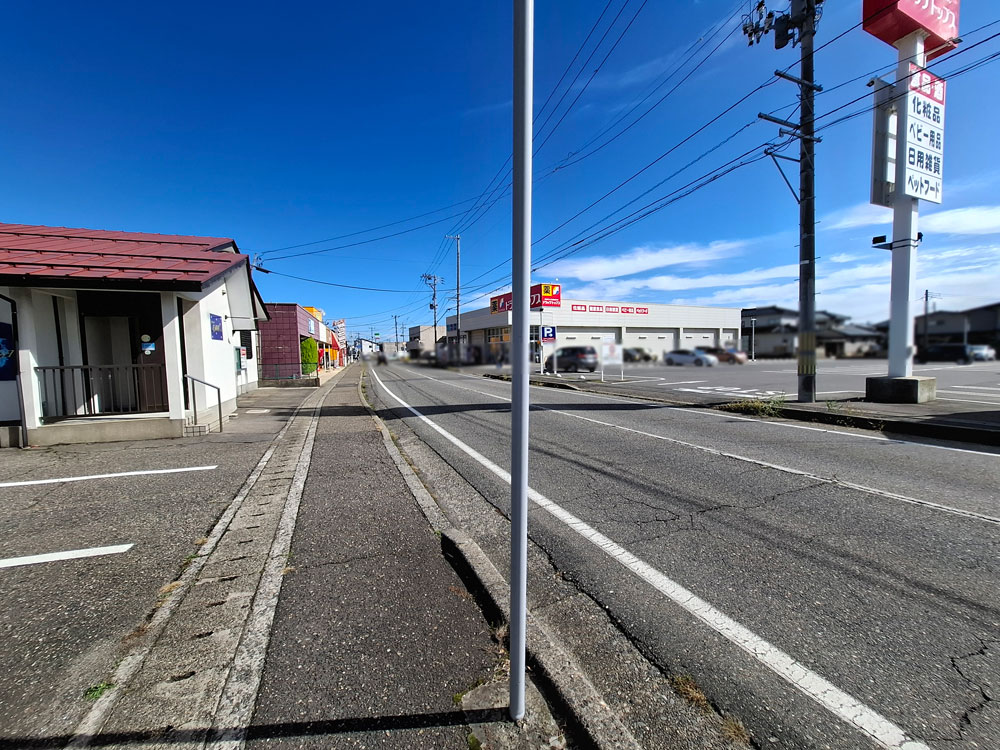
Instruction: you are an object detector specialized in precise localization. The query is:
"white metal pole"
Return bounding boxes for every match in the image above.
[510,0,532,723]
[887,31,925,378]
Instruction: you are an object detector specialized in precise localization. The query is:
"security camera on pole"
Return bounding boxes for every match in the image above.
[863,0,958,404]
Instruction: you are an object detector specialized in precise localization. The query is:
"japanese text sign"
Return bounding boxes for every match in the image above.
[903,63,946,203]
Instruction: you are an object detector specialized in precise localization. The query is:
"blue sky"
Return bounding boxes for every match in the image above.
[3,1,998,339]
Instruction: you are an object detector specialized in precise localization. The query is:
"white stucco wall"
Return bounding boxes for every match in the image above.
[180,270,260,418]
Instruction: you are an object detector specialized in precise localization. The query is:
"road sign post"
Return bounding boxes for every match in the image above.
[863,1,957,403]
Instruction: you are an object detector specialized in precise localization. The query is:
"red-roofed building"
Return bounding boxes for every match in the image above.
[0,223,268,446]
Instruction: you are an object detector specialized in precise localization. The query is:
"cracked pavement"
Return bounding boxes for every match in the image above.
[367,363,1000,750]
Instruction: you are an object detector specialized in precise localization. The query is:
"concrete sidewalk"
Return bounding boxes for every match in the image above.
[55,366,565,750]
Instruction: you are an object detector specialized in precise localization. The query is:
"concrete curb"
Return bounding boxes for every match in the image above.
[358,367,640,750]
[477,372,999,447]
[483,371,581,391]
[441,529,641,750]
[772,404,1000,446]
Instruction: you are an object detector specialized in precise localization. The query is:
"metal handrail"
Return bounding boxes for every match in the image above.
[184,374,223,433]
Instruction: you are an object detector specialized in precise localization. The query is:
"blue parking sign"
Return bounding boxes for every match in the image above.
[540,326,556,343]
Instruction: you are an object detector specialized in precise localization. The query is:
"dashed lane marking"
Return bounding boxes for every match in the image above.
[0,466,218,488]
[370,368,932,750]
[0,544,133,569]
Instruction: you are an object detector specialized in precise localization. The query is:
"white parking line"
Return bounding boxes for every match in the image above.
[658,380,706,386]
[0,544,133,569]
[0,466,218,488]
[370,369,931,750]
[951,385,1000,391]
[936,397,1000,406]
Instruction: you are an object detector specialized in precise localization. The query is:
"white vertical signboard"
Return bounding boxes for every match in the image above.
[903,63,945,204]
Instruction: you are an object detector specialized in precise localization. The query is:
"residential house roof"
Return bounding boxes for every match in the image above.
[0,223,248,291]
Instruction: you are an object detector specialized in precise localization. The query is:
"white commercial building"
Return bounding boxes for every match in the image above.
[447,298,741,364]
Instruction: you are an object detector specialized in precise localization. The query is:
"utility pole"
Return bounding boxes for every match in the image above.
[393,314,400,355]
[446,235,461,364]
[510,0,533,722]
[421,273,443,358]
[923,289,930,353]
[745,0,823,402]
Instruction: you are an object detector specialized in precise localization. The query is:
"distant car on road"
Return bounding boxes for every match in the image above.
[664,348,719,367]
[624,347,654,362]
[914,343,972,364]
[700,346,748,364]
[545,346,598,373]
[968,344,996,361]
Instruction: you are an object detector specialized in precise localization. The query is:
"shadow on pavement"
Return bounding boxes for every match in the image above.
[0,708,508,749]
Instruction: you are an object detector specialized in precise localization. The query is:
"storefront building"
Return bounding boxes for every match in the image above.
[447,296,741,364]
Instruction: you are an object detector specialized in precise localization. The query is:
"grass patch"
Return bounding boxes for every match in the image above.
[721,715,751,744]
[718,396,786,418]
[83,682,113,701]
[467,732,483,750]
[158,581,182,598]
[670,674,711,713]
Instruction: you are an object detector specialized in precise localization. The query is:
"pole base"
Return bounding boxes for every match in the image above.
[865,376,936,404]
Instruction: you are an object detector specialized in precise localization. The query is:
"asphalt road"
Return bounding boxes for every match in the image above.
[0,388,309,746]
[467,358,1000,408]
[367,362,999,750]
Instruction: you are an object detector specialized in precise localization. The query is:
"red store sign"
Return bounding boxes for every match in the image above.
[863,0,959,60]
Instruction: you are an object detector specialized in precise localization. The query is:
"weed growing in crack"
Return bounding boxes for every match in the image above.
[721,715,751,744]
[83,682,113,701]
[718,397,785,418]
[670,674,711,713]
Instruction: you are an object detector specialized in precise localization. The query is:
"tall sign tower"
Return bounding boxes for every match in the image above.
[863,0,959,404]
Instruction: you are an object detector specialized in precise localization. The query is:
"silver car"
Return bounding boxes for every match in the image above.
[664,348,719,367]
[968,344,996,361]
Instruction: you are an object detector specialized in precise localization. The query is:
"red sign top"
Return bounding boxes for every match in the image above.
[908,63,946,104]
[863,0,959,60]
[490,283,562,314]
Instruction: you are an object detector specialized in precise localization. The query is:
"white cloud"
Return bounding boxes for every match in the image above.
[829,253,862,263]
[921,206,1000,235]
[822,203,892,231]
[545,240,744,281]
[567,264,799,300]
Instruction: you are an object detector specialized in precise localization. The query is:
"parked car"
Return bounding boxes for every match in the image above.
[968,344,996,361]
[544,346,598,373]
[700,346,748,364]
[624,346,654,362]
[664,348,719,367]
[914,343,972,364]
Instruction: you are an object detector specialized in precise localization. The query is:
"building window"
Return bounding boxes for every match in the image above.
[487,326,510,344]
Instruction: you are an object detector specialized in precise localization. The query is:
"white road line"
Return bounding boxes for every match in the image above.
[0,544,133,569]
[937,397,1000,406]
[425,367,1000,457]
[369,369,931,750]
[951,385,1000,391]
[0,466,218,488]
[658,380,706,386]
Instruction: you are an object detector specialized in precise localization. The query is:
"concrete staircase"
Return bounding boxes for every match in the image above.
[183,413,228,437]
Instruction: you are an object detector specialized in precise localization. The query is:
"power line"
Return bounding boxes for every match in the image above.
[254,267,421,293]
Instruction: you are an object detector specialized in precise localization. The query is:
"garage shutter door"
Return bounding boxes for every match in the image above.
[681,328,717,348]
[624,328,678,353]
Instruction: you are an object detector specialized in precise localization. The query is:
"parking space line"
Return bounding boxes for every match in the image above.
[936,397,1000,406]
[658,380,706,386]
[0,465,218,488]
[0,544,133,569]
[951,385,1000,391]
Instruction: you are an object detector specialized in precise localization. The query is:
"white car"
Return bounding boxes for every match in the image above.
[968,344,996,361]
[664,348,719,367]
